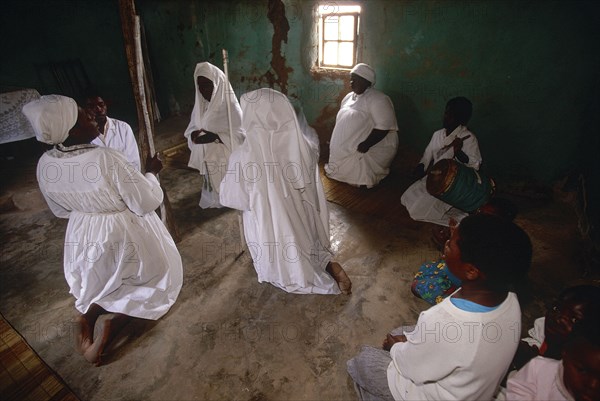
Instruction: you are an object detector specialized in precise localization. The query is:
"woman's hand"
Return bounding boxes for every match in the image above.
[190,129,204,143]
[191,129,220,144]
[451,135,471,154]
[357,140,371,153]
[357,129,388,153]
[145,152,163,175]
[383,333,407,351]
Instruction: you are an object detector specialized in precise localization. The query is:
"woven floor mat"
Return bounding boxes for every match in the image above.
[0,314,80,401]
[319,164,415,225]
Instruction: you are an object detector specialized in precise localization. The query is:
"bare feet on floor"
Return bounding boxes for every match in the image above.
[83,314,130,366]
[328,262,352,295]
[83,318,111,366]
[75,315,94,355]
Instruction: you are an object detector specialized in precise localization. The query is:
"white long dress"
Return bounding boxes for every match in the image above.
[36,145,183,320]
[325,87,399,188]
[184,62,244,208]
[220,89,339,294]
[401,126,482,226]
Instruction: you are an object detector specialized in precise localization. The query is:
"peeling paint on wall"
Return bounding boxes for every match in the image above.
[312,103,340,143]
[263,0,293,94]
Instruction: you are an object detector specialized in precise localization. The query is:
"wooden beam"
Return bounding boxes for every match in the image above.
[118,0,180,242]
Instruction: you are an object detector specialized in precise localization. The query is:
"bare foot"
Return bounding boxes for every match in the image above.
[75,315,94,355]
[328,262,352,295]
[84,318,112,366]
[84,313,132,366]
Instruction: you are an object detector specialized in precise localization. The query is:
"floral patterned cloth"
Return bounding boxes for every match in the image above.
[411,260,462,305]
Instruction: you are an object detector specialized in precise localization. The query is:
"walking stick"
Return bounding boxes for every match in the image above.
[222,49,246,258]
[134,16,180,241]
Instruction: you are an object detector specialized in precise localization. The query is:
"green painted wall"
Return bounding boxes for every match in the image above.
[2,0,599,186]
[0,0,136,123]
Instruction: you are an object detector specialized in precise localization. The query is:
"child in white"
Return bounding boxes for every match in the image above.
[347,214,532,401]
[505,317,600,401]
[387,293,521,400]
[505,357,573,401]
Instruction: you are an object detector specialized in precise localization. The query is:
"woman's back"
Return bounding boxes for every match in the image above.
[37,146,162,217]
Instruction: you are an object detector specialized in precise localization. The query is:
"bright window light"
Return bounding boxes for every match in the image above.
[318,4,361,69]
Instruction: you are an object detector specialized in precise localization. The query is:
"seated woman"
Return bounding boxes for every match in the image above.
[401,97,481,226]
[220,89,351,295]
[325,63,399,189]
[184,62,244,208]
[24,95,183,366]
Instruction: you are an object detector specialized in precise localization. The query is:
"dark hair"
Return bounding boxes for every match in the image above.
[446,97,473,125]
[78,86,103,106]
[458,214,532,290]
[559,284,600,317]
[565,316,600,350]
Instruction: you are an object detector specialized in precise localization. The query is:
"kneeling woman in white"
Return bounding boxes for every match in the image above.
[220,89,351,295]
[24,95,183,366]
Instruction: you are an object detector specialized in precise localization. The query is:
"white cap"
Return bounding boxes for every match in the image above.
[22,94,78,144]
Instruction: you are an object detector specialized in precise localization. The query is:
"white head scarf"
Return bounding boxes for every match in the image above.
[22,95,78,145]
[184,62,244,172]
[350,63,376,86]
[184,62,243,146]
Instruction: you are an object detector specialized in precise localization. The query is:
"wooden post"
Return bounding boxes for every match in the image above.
[222,49,246,257]
[118,0,180,242]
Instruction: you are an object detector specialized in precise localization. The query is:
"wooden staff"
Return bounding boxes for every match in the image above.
[118,0,180,242]
[222,49,246,256]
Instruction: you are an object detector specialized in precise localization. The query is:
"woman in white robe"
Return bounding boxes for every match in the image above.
[401,97,482,226]
[220,89,351,295]
[325,63,399,188]
[24,95,183,366]
[184,62,244,208]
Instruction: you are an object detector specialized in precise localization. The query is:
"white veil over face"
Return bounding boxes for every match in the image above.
[240,88,314,193]
[219,88,337,294]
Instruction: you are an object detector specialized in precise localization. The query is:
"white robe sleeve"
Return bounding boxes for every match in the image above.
[219,147,250,211]
[368,92,398,131]
[40,190,71,218]
[505,359,543,400]
[183,109,206,172]
[389,327,457,384]
[461,131,482,170]
[36,157,71,218]
[419,131,441,168]
[108,151,163,216]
